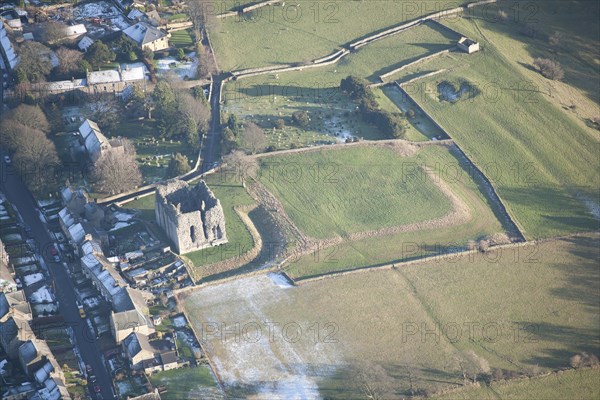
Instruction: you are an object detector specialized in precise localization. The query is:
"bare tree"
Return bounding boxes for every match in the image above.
[84,94,123,132]
[196,42,212,78]
[4,104,50,133]
[186,0,218,29]
[55,47,83,76]
[12,128,60,193]
[239,122,267,154]
[223,150,259,187]
[43,21,67,44]
[361,382,380,400]
[533,58,564,80]
[549,31,562,48]
[0,119,26,151]
[92,143,142,195]
[178,92,210,134]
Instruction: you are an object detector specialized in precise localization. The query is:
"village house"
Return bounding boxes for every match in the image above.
[78,241,155,343]
[123,22,170,51]
[17,339,70,399]
[78,119,110,163]
[0,291,33,359]
[0,239,17,292]
[0,23,18,70]
[111,307,155,344]
[122,332,179,374]
[64,24,87,39]
[86,65,146,94]
[145,10,162,27]
[77,36,94,52]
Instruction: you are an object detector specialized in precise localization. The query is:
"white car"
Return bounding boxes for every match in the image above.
[3,155,11,164]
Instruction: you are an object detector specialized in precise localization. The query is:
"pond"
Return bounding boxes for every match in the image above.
[437,80,478,102]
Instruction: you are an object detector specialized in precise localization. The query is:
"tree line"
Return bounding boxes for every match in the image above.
[340,76,406,139]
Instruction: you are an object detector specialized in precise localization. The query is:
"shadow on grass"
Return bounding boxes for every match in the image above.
[500,185,599,236]
[519,323,600,370]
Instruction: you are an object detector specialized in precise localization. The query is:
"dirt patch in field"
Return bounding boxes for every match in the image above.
[384,140,420,157]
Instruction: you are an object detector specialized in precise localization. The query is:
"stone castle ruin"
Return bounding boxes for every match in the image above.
[155,179,227,254]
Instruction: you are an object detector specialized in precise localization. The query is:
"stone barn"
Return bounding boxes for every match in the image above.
[155,180,227,254]
[457,37,480,54]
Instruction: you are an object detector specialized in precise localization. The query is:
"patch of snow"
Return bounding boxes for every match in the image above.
[110,222,132,231]
[37,199,58,207]
[267,272,293,288]
[111,15,130,31]
[578,195,600,220]
[2,233,22,242]
[83,296,101,309]
[33,303,59,314]
[173,315,187,328]
[155,53,198,80]
[73,1,120,19]
[187,274,341,399]
[23,273,44,286]
[324,115,353,143]
[30,285,54,303]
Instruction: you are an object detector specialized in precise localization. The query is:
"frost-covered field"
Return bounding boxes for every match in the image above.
[184,273,344,399]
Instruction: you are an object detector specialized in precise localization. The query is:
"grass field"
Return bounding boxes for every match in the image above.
[184,233,599,398]
[122,194,155,221]
[222,22,459,148]
[434,368,600,400]
[258,145,453,239]
[115,120,197,184]
[257,143,510,278]
[121,173,257,279]
[149,366,223,400]
[405,16,599,239]
[210,0,460,70]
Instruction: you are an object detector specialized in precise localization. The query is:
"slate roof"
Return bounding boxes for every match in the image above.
[123,22,167,46]
[78,36,94,51]
[78,119,110,161]
[0,291,31,319]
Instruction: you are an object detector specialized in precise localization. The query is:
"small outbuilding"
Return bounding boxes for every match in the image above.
[457,37,479,54]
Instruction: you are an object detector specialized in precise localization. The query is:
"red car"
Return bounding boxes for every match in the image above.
[50,247,58,255]
[94,385,101,393]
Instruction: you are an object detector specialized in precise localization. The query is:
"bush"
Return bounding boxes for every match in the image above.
[143,48,155,61]
[166,153,191,178]
[85,41,116,68]
[340,75,406,139]
[292,111,310,128]
[570,353,600,368]
[274,118,285,129]
[478,239,490,253]
[533,58,564,80]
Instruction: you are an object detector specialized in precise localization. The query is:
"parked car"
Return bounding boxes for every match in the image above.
[3,155,11,164]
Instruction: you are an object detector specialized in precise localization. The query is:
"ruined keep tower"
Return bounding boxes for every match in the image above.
[155,179,227,254]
